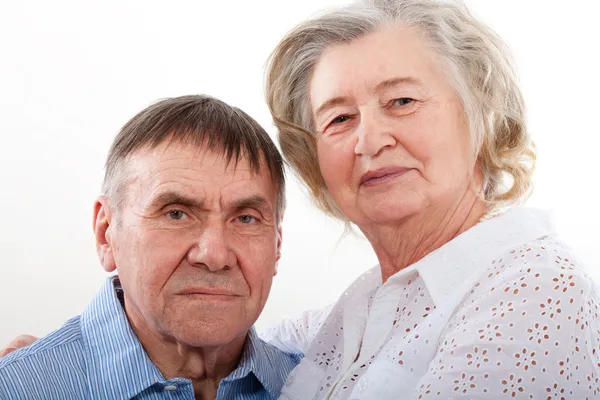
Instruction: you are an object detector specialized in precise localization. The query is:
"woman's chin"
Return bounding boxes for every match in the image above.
[355,195,424,225]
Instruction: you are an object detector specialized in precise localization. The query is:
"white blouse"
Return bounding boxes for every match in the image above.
[264,208,600,399]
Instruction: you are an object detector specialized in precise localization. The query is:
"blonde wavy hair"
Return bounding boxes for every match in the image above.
[266,0,535,219]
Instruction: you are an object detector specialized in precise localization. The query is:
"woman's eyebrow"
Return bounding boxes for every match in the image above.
[374,76,423,92]
[314,96,353,121]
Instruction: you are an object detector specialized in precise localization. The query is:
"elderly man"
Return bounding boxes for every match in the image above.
[0,95,300,399]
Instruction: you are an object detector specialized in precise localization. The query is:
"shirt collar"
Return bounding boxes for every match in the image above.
[222,327,300,398]
[80,276,166,399]
[395,207,556,307]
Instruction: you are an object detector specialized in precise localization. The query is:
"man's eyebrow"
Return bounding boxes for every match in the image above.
[228,195,273,214]
[148,191,205,210]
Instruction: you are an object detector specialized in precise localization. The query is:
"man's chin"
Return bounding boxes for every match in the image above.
[163,318,248,348]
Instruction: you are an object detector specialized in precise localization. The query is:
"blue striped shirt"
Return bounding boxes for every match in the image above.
[0,277,301,399]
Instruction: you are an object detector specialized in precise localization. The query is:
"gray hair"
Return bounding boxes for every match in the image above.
[266,0,535,218]
[102,95,286,221]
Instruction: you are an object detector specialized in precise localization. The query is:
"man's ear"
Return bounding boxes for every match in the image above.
[274,222,283,277]
[93,196,116,273]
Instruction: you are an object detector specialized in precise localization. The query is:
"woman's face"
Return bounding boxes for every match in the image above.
[310,26,477,227]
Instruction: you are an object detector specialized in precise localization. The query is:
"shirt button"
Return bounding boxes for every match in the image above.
[164,385,178,391]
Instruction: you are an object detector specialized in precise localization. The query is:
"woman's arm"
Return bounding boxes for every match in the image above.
[260,304,334,354]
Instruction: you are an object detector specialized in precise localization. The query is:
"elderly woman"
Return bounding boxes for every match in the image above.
[264,0,600,398]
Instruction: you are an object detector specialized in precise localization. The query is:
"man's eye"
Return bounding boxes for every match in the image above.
[392,98,414,106]
[237,215,258,224]
[167,210,187,220]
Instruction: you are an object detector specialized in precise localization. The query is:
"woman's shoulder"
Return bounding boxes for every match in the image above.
[479,234,594,292]
[422,234,600,399]
[458,233,599,320]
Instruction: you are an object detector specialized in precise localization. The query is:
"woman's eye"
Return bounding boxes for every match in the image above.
[392,98,414,106]
[237,215,258,224]
[331,115,351,124]
[167,210,187,220]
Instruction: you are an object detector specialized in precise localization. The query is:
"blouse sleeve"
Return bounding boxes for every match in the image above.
[259,304,334,354]
[415,240,600,399]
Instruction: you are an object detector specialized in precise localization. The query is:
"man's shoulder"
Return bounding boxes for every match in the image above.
[0,316,83,367]
[0,316,88,396]
[243,332,302,397]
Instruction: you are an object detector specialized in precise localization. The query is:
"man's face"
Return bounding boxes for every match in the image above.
[95,142,281,347]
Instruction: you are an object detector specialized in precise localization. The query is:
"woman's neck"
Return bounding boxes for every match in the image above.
[361,191,487,283]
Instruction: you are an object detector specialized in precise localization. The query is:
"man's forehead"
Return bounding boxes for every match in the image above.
[125,143,276,203]
[129,144,257,176]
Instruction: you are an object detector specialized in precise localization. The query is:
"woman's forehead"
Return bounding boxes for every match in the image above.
[309,26,440,104]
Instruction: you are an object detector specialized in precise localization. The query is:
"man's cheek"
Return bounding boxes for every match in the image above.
[250,271,273,303]
[139,263,173,299]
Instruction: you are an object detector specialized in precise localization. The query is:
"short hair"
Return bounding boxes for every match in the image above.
[266,0,535,219]
[102,95,286,221]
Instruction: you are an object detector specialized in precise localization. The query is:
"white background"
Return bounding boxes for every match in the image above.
[0,1,598,345]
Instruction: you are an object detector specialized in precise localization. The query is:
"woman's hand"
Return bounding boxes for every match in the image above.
[0,334,38,357]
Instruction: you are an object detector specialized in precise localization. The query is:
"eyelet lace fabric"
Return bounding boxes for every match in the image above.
[265,208,600,399]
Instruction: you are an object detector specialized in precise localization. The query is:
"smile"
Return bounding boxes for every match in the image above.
[359,167,411,187]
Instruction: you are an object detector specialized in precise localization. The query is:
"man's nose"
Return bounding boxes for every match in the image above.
[187,222,235,271]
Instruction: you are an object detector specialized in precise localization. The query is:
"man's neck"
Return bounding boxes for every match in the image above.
[147,335,246,400]
[123,297,247,399]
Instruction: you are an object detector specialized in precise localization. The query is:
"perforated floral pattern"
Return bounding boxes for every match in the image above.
[267,209,600,399]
